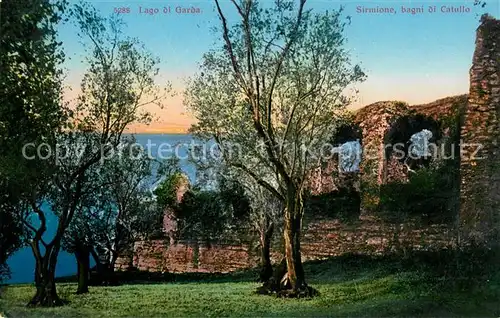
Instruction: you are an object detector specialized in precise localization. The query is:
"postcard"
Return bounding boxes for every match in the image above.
[1,0,499,315]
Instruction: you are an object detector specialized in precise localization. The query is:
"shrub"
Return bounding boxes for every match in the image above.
[177,185,251,242]
[305,187,361,222]
[377,162,458,223]
[0,196,23,283]
[153,172,186,208]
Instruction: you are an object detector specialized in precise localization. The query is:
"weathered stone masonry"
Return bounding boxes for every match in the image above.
[117,16,500,274]
[460,15,500,245]
[117,217,454,273]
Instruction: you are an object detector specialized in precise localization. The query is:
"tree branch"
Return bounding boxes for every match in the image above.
[232,162,284,201]
[214,0,249,94]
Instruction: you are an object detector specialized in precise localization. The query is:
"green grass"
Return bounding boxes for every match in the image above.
[1,255,499,317]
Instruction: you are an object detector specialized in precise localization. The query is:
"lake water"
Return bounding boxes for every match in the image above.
[6,134,198,284]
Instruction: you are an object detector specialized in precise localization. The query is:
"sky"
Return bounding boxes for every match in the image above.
[59,0,500,133]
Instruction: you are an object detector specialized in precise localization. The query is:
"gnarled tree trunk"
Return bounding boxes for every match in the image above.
[280,186,317,297]
[74,243,90,294]
[29,242,63,307]
[90,248,119,286]
[256,186,317,297]
[283,194,306,291]
[259,217,274,283]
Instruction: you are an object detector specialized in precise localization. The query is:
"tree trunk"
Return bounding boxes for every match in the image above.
[283,203,306,291]
[28,242,64,307]
[259,218,274,283]
[90,247,104,286]
[90,248,119,286]
[109,251,118,275]
[106,259,119,286]
[75,244,90,294]
[280,186,317,297]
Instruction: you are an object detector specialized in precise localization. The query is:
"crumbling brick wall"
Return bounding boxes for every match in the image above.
[119,216,455,273]
[118,240,258,273]
[117,16,500,274]
[460,14,500,245]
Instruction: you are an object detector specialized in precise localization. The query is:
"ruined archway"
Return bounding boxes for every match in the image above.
[379,113,458,224]
[333,123,363,173]
[384,113,442,181]
[313,123,362,220]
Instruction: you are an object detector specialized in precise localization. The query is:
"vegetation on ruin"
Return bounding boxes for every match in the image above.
[186,0,365,297]
[176,184,251,242]
[378,163,459,224]
[154,172,186,209]
[1,0,500,314]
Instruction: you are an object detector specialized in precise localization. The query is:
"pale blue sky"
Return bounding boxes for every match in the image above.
[58,0,499,131]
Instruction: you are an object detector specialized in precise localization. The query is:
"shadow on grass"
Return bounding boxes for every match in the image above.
[54,248,499,289]
[2,249,500,317]
[54,267,260,286]
[53,253,401,287]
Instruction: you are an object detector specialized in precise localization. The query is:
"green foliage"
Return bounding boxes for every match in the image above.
[186,1,366,217]
[154,157,253,243]
[153,172,185,209]
[0,185,23,282]
[153,161,252,242]
[69,2,164,138]
[305,188,361,223]
[378,162,458,223]
[177,190,229,241]
[64,136,164,263]
[0,0,67,159]
[176,182,251,242]
[217,178,252,222]
[0,0,67,282]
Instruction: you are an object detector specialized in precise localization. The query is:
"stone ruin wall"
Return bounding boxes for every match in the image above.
[459,15,500,245]
[117,215,454,273]
[116,240,255,273]
[117,15,500,274]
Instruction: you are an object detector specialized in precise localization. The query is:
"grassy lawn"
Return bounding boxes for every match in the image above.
[1,256,499,317]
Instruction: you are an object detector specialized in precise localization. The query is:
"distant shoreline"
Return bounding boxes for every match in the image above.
[125,129,190,135]
[125,132,191,135]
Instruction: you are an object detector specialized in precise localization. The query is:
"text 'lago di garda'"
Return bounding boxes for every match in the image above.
[113,6,202,15]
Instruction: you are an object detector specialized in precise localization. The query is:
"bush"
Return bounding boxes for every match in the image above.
[177,185,251,242]
[153,172,186,208]
[305,187,361,222]
[377,162,458,223]
[0,196,23,283]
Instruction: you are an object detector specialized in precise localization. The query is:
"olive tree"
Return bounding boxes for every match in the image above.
[194,153,281,283]
[0,0,67,282]
[186,0,365,296]
[219,167,282,283]
[63,137,164,293]
[19,3,164,306]
[0,186,24,282]
[243,177,282,283]
[93,139,164,274]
